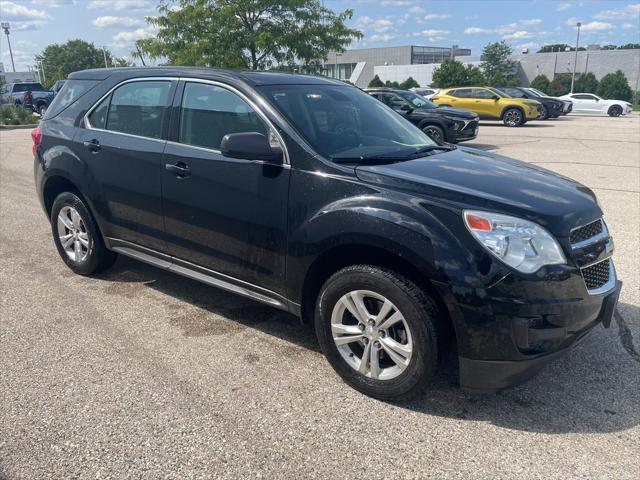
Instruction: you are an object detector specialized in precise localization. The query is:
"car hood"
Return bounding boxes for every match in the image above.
[537,96,563,104]
[355,147,600,236]
[427,106,478,119]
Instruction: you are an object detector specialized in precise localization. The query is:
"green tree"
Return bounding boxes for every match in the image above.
[574,72,599,93]
[601,45,617,50]
[399,77,420,90]
[431,59,486,88]
[137,0,362,70]
[384,80,400,88]
[597,70,633,101]
[481,41,518,85]
[548,74,572,96]
[530,74,551,93]
[619,43,640,50]
[368,74,384,87]
[537,43,585,52]
[35,39,129,88]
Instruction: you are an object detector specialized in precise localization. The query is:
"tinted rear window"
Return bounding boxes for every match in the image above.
[12,83,45,92]
[44,80,100,119]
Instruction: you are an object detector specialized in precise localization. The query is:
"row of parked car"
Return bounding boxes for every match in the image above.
[363,84,633,143]
[0,80,66,115]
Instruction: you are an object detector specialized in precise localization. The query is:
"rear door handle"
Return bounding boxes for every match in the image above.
[82,139,101,152]
[165,162,191,178]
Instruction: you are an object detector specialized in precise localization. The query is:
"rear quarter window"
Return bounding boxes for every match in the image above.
[44,80,100,119]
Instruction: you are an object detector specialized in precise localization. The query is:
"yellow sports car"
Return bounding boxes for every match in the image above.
[431,87,542,127]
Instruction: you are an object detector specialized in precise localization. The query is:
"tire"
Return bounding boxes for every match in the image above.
[502,108,524,127]
[50,192,117,275]
[38,103,47,116]
[422,124,445,143]
[315,265,446,400]
[539,105,548,120]
[608,105,622,117]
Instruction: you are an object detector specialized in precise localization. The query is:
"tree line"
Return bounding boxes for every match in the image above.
[530,70,634,102]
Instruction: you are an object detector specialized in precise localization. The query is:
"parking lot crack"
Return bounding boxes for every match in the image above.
[614,309,640,364]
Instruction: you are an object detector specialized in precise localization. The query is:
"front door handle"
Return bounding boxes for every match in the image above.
[82,139,101,153]
[165,162,191,178]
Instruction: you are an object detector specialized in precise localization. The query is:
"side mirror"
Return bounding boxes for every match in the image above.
[492,95,500,101]
[400,104,413,112]
[595,98,599,102]
[221,132,283,163]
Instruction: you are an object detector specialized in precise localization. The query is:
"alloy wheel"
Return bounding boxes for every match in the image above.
[424,126,443,142]
[330,290,413,380]
[504,109,522,127]
[57,206,90,262]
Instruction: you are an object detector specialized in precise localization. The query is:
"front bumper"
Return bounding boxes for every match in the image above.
[458,277,622,393]
[449,118,479,142]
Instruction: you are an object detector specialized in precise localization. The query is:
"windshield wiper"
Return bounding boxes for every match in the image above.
[331,144,456,164]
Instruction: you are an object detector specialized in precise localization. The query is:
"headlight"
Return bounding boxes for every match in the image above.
[445,116,465,129]
[463,210,566,273]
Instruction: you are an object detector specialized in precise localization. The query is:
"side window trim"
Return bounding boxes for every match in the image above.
[83,77,179,143]
[166,77,290,165]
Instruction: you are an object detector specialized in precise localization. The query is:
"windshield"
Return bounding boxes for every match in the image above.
[527,88,546,97]
[500,87,526,98]
[488,87,508,98]
[397,91,437,109]
[259,84,436,161]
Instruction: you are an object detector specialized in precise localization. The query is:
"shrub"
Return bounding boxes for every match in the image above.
[399,76,420,90]
[368,74,384,88]
[0,105,39,126]
[574,72,599,93]
[530,74,551,94]
[597,70,633,102]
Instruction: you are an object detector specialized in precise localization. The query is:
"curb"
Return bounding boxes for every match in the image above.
[0,124,39,130]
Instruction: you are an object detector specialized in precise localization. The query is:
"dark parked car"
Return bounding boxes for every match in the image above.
[33,68,621,399]
[366,87,479,143]
[0,82,54,115]
[493,86,565,119]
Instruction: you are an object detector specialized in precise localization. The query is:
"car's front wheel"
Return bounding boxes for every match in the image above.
[539,105,548,120]
[38,104,47,116]
[423,124,445,143]
[608,105,622,117]
[502,108,524,127]
[315,265,446,399]
[50,192,117,275]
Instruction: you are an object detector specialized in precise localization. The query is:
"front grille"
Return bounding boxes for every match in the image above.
[570,219,603,245]
[582,258,610,290]
[461,120,478,131]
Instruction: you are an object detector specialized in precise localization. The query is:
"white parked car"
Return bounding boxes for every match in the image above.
[411,87,440,99]
[559,93,632,117]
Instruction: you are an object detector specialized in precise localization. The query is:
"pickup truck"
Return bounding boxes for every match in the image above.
[0,82,55,115]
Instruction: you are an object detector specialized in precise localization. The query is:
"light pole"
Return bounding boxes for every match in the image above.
[1,22,15,72]
[334,52,342,79]
[570,22,581,93]
[102,46,109,68]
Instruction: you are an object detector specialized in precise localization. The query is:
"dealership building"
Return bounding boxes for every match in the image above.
[326,45,640,90]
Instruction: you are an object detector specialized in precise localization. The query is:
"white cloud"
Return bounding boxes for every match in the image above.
[518,41,540,51]
[373,19,394,33]
[409,6,425,14]
[93,16,142,28]
[0,1,48,20]
[355,15,373,27]
[423,14,451,20]
[370,34,397,42]
[88,0,151,11]
[520,19,542,26]
[464,15,479,20]
[504,30,533,40]
[594,4,640,20]
[464,27,493,34]
[31,0,75,6]
[414,29,450,37]
[556,2,572,12]
[621,22,637,29]
[578,21,615,32]
[113,26,156,46]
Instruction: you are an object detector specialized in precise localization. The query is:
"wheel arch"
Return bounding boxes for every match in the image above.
[299,243,455,341]
[501,104,525,119]
[42,174,86,219]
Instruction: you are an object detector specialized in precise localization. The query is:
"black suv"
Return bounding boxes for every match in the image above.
[493,86,565,119]
[366,88,479,143]
[34,68,621,399]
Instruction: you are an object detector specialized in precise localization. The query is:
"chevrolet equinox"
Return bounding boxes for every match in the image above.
[34,68,621,399]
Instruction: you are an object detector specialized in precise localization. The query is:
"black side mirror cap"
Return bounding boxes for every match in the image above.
[400,104,413,111]
[221,132,283,163]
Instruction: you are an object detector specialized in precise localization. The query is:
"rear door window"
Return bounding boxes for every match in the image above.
[45,79,99,119]
[178,82,267,150]
[87,80,173,139]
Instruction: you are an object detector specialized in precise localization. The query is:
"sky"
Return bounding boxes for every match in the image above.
[0,0,639,72]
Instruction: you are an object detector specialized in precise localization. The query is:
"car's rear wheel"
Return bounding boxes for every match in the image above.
[423,124,445,143]
[51,192,117,275]
[502,108,524,127]
[315,265,445,399]
[608,105,622,117]
[38,104,47,116]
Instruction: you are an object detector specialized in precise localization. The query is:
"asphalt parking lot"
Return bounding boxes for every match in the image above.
[1,114,639,479]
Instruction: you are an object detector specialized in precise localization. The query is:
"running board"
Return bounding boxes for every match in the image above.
[110,241,289,311]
